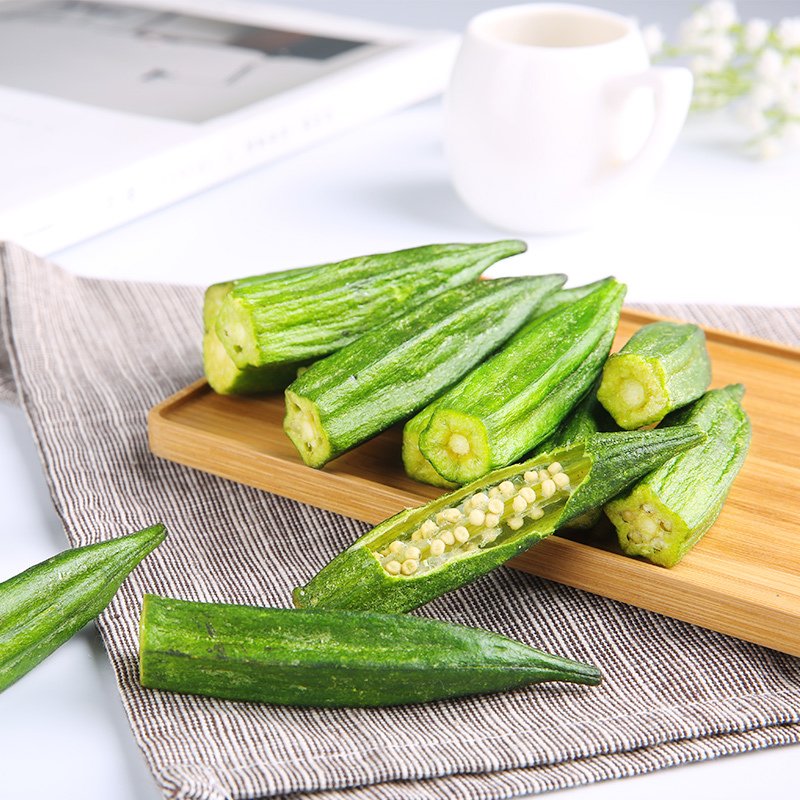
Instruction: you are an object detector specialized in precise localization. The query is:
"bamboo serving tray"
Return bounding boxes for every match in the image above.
[149,310,800,657]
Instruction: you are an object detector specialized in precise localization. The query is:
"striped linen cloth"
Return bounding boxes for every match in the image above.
[1,241,798,800]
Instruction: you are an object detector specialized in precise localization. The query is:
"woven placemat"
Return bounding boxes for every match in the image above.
[1,241,798,800]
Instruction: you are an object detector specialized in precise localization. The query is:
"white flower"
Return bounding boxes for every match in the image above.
[642,24,664,56]
[777,17,800,49]
[692,55,723,75]
[743,18,770,52]
[709,33,736,64]
[757,48,784,80]
[757,136,782,159]
[679,15,711,49]
[706,1,739,31]
[788,57,800,83]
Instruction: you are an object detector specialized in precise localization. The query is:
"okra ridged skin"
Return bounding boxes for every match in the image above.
[597,321,712,429]
[284,275,566,468]
[216,240,528,370]
[0,524,166,693]
[606,385,750,567]
[139,596,600,708]
[204,281,302,395]
[419,278,626,485]
[293,425,704,613]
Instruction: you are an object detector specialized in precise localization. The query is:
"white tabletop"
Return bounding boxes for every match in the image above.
[1,1,799,799]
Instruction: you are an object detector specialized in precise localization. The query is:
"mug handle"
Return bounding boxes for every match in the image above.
[606,67,694,182]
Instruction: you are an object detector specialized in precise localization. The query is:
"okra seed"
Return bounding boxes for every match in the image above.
[471,492,489,509]
[538,470,550,484]
[628,531,644,544]
[405,546,421,560]
[440,530,456,546]
[488,498,505,515]
[421,520,438,536]
[454,526,470,543]
[442,508,462,524]
[448,433,471,456]
[529,507,545,520]
[621,510,634,522]
[548,462,563,475]
[488,487,501,500]
[524,471,538,483]
[389,540,405,554]
[468,509,486,526]
[401,559,419,575]
[411,529,424,542]
[499,480,515,497]
[429,539,446,556]
[660,520,673,532]
[512,495,527,513]
[640,517,658,536]
[642,503,654,514]
[385,560,401,575]
[651,538,666,551]
[541,479,556,499]
[508,516,524,530]
[519,487,536,503]
[553,472,570,489]
[485,513,500,528]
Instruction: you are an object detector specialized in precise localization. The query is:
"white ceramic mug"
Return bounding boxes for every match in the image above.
[444,3,693,233]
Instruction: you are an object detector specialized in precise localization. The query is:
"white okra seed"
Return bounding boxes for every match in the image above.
[389,540,405,554]
[523,471,537,483]
[499,480,515,497]
[454,526,470,543]
[548,462,563,475]
[660,520,673,532]
[405,546,421,560]
[541,479,556,499]
[640,517,658,536]
[519,486,536,503]
[621,510,634,522]
[470,492,489,509]
[529,507,545,520]
[442,508,462,523]
[421,520,438,536]
[539,469,550,484]
[651,538,666,551]
[468,509,486,526]
[401,559,419,575]
[411,529,424,542]
[488,498,505,515]
[513,495,527,513]
[553,472,570,489]
[484,513,500,528]
[628,531,644,544]
[488,487,501,500]
[440,530,456,546]
[642,503,654,514]
[429,539,446,556]
[508,516,524,530]
[385,560,401,575]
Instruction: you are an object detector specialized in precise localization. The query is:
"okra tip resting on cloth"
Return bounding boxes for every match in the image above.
[0,524,166,693]
[293,424,705,614]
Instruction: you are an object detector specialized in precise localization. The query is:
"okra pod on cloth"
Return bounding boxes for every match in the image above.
[213,239,527,373]
[0,524,165,692]
[293,425,704,613]
[284,275,566,468]
[418,277,626,485]
[606,384,750,567]
[139,595,600,708]
[597,321,712,429]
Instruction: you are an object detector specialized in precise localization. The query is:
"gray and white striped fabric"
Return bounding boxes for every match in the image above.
[1,241,798,800]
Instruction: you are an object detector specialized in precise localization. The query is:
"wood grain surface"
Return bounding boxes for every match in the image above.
[148,310,800,656]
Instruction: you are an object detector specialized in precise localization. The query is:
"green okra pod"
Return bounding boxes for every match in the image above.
[606,384,750,567]
[597,321,712,429]
[139,595,600,708]
[293,425,705,613]
[0,524,166,692]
